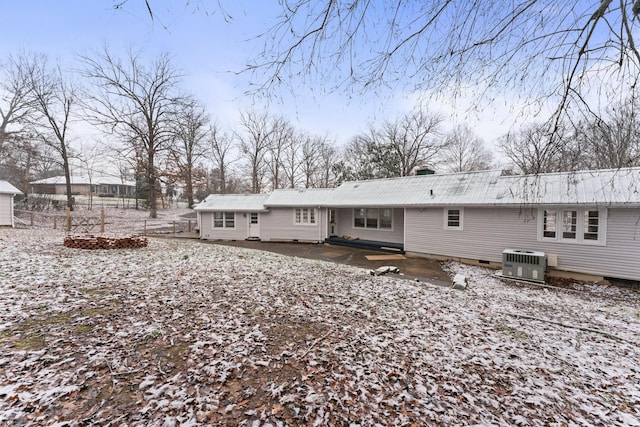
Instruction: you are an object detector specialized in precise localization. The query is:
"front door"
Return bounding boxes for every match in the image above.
[248,212,260,238]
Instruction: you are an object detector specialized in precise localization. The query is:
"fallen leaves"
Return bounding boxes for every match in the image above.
[0,228,639,426]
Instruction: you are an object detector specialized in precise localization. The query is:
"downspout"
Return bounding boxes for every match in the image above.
[403,207,406,252]
[196,211,201,238]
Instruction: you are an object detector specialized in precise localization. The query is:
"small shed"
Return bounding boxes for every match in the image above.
[0,180,23,227]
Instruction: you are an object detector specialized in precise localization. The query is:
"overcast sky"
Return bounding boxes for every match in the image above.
[3,1,521,152]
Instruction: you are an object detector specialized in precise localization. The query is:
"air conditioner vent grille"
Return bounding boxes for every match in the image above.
[504,252,542,265]
[502,248,546,283]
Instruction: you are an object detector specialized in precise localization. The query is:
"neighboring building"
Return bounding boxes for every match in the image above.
[0,180,22,227]
[30,175,136,198]
[195,168,640,282]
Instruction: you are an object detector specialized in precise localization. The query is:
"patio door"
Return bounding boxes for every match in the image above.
[329,209,337,236]
[248,212,260,239]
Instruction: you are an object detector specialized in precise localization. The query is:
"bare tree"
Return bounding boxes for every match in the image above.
[77,141,109,210]
[499,122,583,174]
[0,55,34,161]
[168,98,209,208]
[299,133,321,188]
[314,138,339,187]
[26,54,77,210]
[282,129,302,188]
[1,136,41,194]
[246,1,640,135]
[208,122,235,194]
[578,99,640,169]
[0,56,41,192]
[383,109,444,176]
[440,125,494,172]
[267,116,295,190]
[81,48,185,218]
[237,110,273,193]
[341,108,444,179]
[337,133,382,181]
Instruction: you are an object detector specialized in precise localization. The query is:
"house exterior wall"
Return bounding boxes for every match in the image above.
[32,183,134,196]
[199,211,249,240]
[405,206,640,281]
[261,207,327,242]
[333,208,404,244]
[0,194,13,227]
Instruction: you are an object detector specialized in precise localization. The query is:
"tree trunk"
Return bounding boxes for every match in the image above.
[148,149,157,218]
[62,147,74,211]
[219,163,226,194]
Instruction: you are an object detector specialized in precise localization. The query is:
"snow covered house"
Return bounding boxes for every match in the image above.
[0,180,22,227]
[195,168,640,282]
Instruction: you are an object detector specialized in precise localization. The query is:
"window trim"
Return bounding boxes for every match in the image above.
[213,211,235,229]
[443,208,464,230]
[538,207,606,245]
[352,208,394,231]
[294,208,317,226]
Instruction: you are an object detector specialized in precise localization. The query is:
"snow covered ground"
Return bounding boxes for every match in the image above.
[0,227,639,426]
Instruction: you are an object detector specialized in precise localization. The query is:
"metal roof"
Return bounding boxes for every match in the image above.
[265,188,335,207]
[493,168,640,206]
[325,170,504,207]
[0,180,22,195]
[196,167,640,210]
[194,194,270,212]
[30,175,136,187]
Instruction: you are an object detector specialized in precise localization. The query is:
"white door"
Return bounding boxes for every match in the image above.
[248,212,260,238]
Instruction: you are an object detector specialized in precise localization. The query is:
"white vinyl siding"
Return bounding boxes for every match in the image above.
[262,208,326,241]
[405,207,638,281]
[0,194,13,226]
[199,211,247,240]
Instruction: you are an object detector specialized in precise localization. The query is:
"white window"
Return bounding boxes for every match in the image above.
[444,208,463,230]
[583,210,600,241]
[213,212,235,229]
[354,209,365,228]
[542,209,557,238]
[294,208,316,225]
[353,208,393,230]
[379,208,393,229]
[562,210,577,239]
[539,208,606,245]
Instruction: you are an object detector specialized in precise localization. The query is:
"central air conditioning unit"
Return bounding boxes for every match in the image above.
[502,249,546,283]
